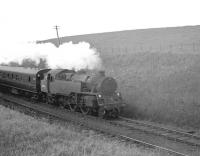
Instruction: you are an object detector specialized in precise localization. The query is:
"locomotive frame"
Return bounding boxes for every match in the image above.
[0,66,125,118]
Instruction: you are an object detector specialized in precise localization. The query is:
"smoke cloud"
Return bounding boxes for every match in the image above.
[0,41,103,71]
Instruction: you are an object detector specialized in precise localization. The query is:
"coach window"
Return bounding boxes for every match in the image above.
[28,76,31,82]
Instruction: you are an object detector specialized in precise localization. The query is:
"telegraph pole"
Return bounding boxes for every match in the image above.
[54,25,61,46]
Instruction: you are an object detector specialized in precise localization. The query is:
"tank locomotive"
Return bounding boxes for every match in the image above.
[0,66,125,118]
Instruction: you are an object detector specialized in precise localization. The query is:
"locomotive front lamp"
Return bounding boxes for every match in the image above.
[116,92,121,96]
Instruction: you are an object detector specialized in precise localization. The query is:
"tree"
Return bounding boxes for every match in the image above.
[9,61,20,67]
[1,58,48,69]
[21,58,37,68]
[37,58,48,69]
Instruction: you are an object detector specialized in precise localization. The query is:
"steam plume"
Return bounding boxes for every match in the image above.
[0,41,103,71]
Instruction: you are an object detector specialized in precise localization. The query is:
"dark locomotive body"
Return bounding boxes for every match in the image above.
[0,66,125,118]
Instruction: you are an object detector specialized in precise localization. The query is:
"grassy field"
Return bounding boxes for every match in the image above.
[39,25,200,129]
[0,104,162,156]
[102,51,200,129]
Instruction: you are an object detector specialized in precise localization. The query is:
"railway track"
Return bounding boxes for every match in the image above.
[0,93,199,156]
[114,117,200,147]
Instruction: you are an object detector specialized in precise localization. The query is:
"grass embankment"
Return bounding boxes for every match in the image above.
[0,105,161,156]
[102,50,200,129]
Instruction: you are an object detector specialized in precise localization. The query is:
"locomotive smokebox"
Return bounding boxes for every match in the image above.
[85,71,117,95]
[73,70,118,95]
[96,77,117,95]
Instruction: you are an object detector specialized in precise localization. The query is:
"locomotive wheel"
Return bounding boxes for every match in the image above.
[46,95,54,105]
[80,105,90,115]
[79,96,90,115]
[69,94,78,112]
[68,103,77,111]
[61,97,69,109]
[30,94,38,103]
[110,108,119,118]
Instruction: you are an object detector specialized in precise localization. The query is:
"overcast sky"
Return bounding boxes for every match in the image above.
[0,0,200,42]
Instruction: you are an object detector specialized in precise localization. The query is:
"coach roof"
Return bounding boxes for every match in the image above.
[0,66,40,75]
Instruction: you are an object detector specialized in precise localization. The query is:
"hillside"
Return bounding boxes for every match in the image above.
[38,25,200,128]
[38,25,200,52]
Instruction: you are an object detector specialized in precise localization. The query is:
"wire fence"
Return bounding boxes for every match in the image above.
[96,41,200,54]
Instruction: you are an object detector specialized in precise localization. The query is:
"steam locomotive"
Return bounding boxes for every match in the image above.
[0,66,125,118]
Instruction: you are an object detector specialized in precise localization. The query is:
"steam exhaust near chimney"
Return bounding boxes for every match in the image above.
[0,41,103,71]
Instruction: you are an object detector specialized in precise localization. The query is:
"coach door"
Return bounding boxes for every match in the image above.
[36,74,41,92]
[47,73,51,93]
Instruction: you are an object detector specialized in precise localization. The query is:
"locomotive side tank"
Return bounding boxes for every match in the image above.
[41,69,80,94]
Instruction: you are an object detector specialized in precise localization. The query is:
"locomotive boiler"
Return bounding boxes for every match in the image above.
[0,66,125,118]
